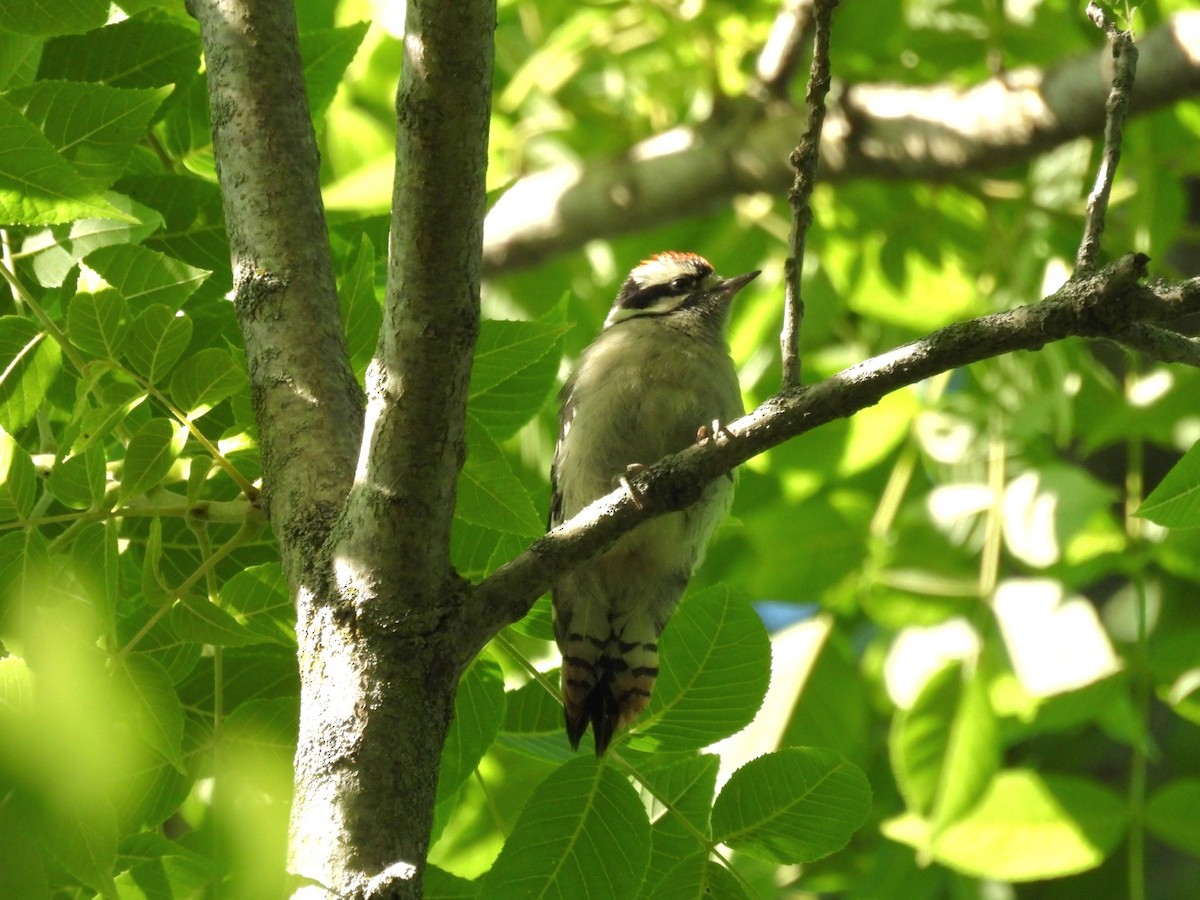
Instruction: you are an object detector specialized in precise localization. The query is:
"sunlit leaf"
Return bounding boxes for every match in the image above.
[431,656,506,843]
[468,314,570,440]
[119,417,186,503]
[68,289,128,359]
[0,0,108,36]
[885,770,1125,881]
[1138,439,1200,528]
[47,444,106,509]
[110,652,186,773]
[457,420,543,537]
[0,425,38,520]
[0,96,130,225]
[85,244,210,310]
[169,594,262,648]
[0,315,62,432]
[39,19,199,88]
[220,563,293,645]
[169,346,247,419]
[6,81,170,189]
[889,660,998,839]
[337,233,381,376]
[629,586,770,752]
[480,756,650,899]
[636,754,719,899]
[1146,779,1200,855]
[123,305,193,382]
[711,747,871,864]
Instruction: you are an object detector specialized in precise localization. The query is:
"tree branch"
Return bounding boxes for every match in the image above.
[754,0,815,99]
[781,0,837,388]
[470,260,1200,637]
[285,2,497,895]
[336,1,493,595]
[1077,3,1139,274]
[483,12,1200,273]
[189,0,360,586]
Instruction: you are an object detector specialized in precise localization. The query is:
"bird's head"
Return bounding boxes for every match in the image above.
[604,251,760,330]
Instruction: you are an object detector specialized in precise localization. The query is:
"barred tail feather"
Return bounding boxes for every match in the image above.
[559,631,661,756]
[561,631,604,750]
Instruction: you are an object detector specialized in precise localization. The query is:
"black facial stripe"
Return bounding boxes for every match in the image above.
[618,279,681,311]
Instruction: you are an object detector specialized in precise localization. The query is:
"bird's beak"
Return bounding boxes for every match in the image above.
[718,269,761,297]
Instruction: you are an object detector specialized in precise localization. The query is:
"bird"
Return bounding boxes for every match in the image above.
[549,251,759,754]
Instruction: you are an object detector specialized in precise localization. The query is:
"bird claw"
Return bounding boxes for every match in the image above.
[696,419,731,444]
[696,421,737,482]
[618,463,647,510]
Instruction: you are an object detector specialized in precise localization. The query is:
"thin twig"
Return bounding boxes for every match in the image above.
[754,0,816,99]
[781,0,838,389]
[1111,322,1200,366]
[1076,3,1139,274]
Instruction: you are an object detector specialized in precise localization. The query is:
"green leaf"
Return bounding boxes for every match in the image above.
[68,289,128,358]
[889,661,999,838]
[168,346,247,419]
[85,244,210,310]
[780,628,869,764]
[480,756,651,898]
[0,0,108,36]
[123,305,193,382]
[0,30,40,93]
[0,314,63,432]
[23,195,164,289]
[424,864,479,900]
[219,563,294,645]
[42,800,119,898]
[111,652,186,772]
[456,421,543,536]
[450,518,530,582]
[0,425,38,520]
[119,417,185,502]
[47,443,106,509]
[885,770,1126,881]
[1145,779,1200,855]
[468,316,571,439]
[637,754,720,900]
[168,594,262,648]
[121,174,230,280]
[437,657,505,801]
[140,515,167,605]
[0,96,129,225]
[338,233,381,375]
[711,747,871,864]
[1138,439,1200,528]
[629,586,770,752]
[5,81,170,189]
[39,18,199,88]
[651,856,747,900]
[221,696,298,759]
[0,654,33,711]
[500,674,561,729]
[0,529,50,651]
[114,832,219,898]
[71,521,120,639]
[432,656,506,842]
[300,24,370,118]
[506,593,554,642]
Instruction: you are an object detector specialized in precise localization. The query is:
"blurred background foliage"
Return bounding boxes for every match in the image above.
[1,0,1200,897]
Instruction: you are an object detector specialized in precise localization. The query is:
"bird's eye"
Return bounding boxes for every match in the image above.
[670,276,693,292]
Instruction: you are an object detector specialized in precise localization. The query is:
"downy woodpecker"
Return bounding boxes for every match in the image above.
[550,251,759,754]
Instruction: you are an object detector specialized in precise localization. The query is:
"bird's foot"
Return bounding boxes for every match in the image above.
[617,463,647,510]
[696,420,737,482]
[696,419,732,444]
